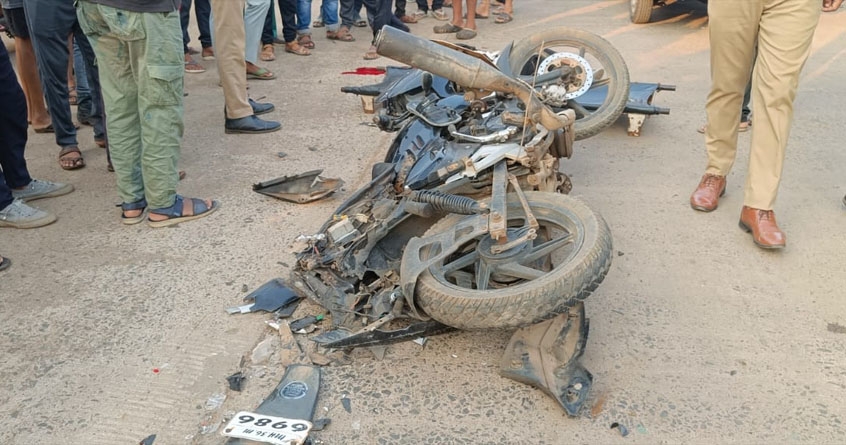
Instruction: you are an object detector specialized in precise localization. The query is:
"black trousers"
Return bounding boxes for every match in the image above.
[262,0,298,44]
[0,43,33,210]
[23,0,105,148]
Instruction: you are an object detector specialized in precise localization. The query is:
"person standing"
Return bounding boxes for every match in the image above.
[689,0,843,249]
[23,0,106,170]
[181,0,214,74]
[76,0,220,227]
[209,0,282,133]
[0,0,52,131]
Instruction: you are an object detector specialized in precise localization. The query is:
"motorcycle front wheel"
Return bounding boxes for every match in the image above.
[508,28,630,141]
[415,192,612,330]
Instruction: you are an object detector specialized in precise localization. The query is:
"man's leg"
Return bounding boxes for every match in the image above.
[0,42,33,207]
[77,1,145,206]
[72,26,106,143]
[181,0,193,54]
[195,0,213,50]
[703,0,760,178]
[743,0,820,210]
[3,7,51,129]
[245,0,272,64]
[278,0,299,43]
[339,0,355,28]
[210,0,253,119]
[24,0,79,149]
[136,11,185,209]
[322,0,340,31]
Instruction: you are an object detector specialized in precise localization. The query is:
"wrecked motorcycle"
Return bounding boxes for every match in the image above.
[289,27,624,415]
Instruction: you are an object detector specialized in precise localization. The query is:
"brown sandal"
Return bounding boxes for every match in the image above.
[59,146,86,170]
[297,34,316,49]
[363,45,380,60]
[285,41,311,56]
[260,44,276,61]
[326,26,355,42]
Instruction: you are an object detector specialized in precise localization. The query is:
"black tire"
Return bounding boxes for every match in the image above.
[630,0,653,24]
[415,192,612,330]
[508,28,630,141]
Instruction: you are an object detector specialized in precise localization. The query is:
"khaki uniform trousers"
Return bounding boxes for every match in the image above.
[210,0,253,119]
[704,0,821,210]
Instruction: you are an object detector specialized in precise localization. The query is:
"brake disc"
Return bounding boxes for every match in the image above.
[537,52,594,100]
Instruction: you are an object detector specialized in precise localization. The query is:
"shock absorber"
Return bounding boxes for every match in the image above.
[409,190,486,215]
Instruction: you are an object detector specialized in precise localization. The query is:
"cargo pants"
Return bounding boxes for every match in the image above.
[76,1,184,209]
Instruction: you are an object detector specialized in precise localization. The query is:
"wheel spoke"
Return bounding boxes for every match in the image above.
[475,260,492,290]
[497,263,546,281]
[522,233,574,263]
[442,251,479,275]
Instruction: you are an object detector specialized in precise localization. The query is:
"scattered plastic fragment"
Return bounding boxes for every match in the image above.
[277,151,288,158]
[251,338,275,364]
[610,422,629,437]
[341,396,352,413]
[198,414,220,434]
[290,314,325,331]
[636,424,647,434]
[226,372,245,392]
[139,434,156,445]
[227,278,300,314]
[413,337,427,346]
[204,393,226,411]
[313,418,332,431]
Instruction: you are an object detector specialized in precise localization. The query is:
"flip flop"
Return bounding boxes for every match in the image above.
[120,198,147,225]
[260,44,276,61]
[434,23,462,33]
[297,34,316,49]
[363,46,380,60]
[327,27,355,42]
[285,41,311,56]
[354,19,367,27]
[58,146,86,170]
[247,67,277,80]
[456,28,477,40]
[494,12,513,23]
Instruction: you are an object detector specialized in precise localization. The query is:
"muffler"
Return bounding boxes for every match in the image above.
[374,27,573,131]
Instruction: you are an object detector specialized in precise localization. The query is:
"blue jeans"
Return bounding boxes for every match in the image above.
[181,0,212,53]
[299,0,339,33]
[72,38,93,118]
[0,43,33,210]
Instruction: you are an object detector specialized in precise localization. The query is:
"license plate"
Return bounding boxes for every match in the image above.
[221,411,312,445]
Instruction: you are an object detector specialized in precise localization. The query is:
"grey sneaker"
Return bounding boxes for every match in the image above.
[411,10,427,20]
[0,199,57,228]
[11,179,74,202]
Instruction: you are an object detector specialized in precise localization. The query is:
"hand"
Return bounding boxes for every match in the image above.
[823,0,844,12]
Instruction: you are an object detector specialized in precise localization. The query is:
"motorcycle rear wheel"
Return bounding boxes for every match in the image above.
[415,192,612,330]
[508,28,630,141]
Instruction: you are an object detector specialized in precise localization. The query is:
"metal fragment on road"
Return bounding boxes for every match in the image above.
[610,422,629,437]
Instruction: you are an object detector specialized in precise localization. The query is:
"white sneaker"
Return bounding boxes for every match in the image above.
[0,199,57,228]
[11,179,74,202]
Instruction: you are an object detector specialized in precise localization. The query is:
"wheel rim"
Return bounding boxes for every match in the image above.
[428,207,584,293]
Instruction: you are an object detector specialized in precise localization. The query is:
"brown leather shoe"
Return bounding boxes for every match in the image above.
[738,206,786,249]
[690,174,726,212]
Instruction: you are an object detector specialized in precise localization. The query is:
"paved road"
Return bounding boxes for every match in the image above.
[2,1,845,443]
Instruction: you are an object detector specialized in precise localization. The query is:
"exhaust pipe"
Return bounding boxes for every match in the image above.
[374,27,572,131]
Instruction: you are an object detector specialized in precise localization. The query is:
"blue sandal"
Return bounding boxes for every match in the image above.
[147,195,220,228]
[120,198,147,225]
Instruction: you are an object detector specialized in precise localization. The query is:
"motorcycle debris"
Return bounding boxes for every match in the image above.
[139,434,156,445]
[290,314,325,332]
[226,278,300,315]
[308,352,332,366]
[226,372,245,392]
[224,365,321,445]
[274,298,301,318]
[253,169,344,204]
[610,422,629,437]
[412,337,427,346]
[369,345,387,360]
[312,418,332,431]
[205,393,226,411]
[295,325,317,334]
[341,396,352,413]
